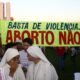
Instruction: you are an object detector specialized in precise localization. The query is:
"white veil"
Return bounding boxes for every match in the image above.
[0,48,19,67]
[27,46,50,64]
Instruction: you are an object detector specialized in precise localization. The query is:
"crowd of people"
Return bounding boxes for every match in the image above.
[0,38,58,80]
[55,46,80,71]
[0,37,80,80]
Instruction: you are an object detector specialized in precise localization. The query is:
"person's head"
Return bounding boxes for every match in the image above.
[7,55,19,70]
[27,46,49,64]
[23,38,33,51]
[15,42,23,51]
[15,38,23,51]
[3,48,19,70]
[5,42,17,51]
[27,52,40,64]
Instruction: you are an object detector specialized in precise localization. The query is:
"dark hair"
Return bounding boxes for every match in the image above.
[23,38,33,45]
[5,42,17,51]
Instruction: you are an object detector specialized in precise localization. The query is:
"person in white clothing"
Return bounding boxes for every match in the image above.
[0,48,25,80]
[26,46,58,80]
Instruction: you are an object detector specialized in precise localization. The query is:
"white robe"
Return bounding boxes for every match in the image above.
[26,46,58,80]
[0,48,26,80]
[1,64,26,80]
[26,60,58,80]
[10,64,25,80]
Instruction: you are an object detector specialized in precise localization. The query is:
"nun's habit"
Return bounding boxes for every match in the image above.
[0,48,25,80]
[26,46,58,80]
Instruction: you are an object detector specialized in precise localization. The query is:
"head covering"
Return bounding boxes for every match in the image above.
[27,46,50,64]
[0,48,19,67]
[26,46,58,80]
[15,38,22,43]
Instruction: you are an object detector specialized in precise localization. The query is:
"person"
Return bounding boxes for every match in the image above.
[19,38,33,74]
[15,38,23,51]
[5,42,17,51]
[55,47,65,70]
[0,48,25,80]
[26,46,58,80]
[70,47,77,71]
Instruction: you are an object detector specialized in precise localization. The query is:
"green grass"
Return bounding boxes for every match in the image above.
[45,47,80,80]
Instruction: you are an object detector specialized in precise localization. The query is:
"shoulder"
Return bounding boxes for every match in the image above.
[41,61,55,71]
[38,61,51,70]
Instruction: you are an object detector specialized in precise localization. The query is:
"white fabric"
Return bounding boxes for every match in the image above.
[0,48,25,80]
[0,48,19,67]
[2,64,25,80]
[3,64,10,80]
[27,46,50,64]
[19,50,31,68]
[26,46,58,80]
[0,68,6,80]
[11,64,25,80]
[15,38,22,43]
[74,72,80,80]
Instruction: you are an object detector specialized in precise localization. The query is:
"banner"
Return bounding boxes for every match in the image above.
[0,20,80,46]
